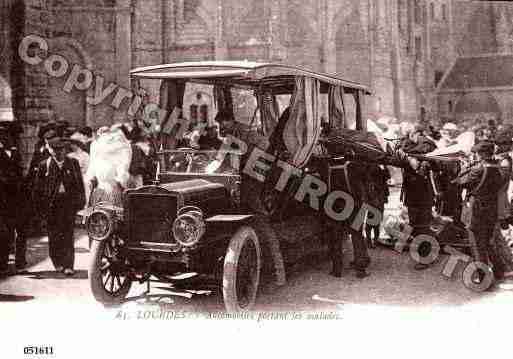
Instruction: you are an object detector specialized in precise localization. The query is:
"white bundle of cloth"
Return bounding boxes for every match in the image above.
[426,131,476,158]
[366,118,387,151]
[85,126,132,204]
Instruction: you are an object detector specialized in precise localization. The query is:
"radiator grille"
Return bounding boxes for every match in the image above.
[127,193,178,244]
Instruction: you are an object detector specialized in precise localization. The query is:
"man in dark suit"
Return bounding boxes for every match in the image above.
[0,125,24,277]
[25,122,57,237]
[456,141,504,286]
[1,121,28,272]
[399,124,438,270]
[32,136,85,276]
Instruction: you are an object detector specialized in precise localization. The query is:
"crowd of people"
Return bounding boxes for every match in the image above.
[0,119,157,277]
[0,108,247,279]
[2,110,513,290]
[368,117,513,287]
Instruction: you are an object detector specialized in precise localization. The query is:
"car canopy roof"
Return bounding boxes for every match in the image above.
[130,61,371,94]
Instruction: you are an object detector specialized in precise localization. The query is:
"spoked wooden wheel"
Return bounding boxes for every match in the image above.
[89,237,132,306]
[223,226,261,313]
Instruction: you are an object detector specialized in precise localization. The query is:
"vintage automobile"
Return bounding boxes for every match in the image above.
[85,61,372,312]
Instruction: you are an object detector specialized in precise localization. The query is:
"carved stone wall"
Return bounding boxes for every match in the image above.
[8,0,513,170]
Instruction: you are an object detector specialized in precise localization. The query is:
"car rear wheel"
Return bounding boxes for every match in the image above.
[223,226,261,313]
[89,237,132,306]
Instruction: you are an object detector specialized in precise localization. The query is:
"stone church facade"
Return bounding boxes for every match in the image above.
[437,2,513,125]
[1,0,513,167]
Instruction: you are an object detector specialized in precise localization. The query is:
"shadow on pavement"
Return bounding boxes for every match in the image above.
[23,239,50,269]
[122,292,224,312]
[0,293,35,302]
[0,230,90,285]
[119,277,224,312]
[124,293,182,306]
[19,229,88,270]
[22,269,88,280]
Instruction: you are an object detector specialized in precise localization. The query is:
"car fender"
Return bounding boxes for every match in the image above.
[202,214,255,241]
[204,215,286,286]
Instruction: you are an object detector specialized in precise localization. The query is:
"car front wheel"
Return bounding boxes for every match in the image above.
[223,226,261,313]
[89,237,132,306]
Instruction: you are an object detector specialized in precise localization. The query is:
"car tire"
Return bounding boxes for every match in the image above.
[223,226,261,313]
[89,237,132,307]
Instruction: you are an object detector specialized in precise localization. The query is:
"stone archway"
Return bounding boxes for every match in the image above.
[285,5,321,70]
[237,1,267,45]
[334,3,370,84]
[174,1,215,60]
[47,37,94,127]
[195,2,215,34]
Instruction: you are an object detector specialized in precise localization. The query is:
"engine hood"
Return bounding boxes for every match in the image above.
[160,179,229,213]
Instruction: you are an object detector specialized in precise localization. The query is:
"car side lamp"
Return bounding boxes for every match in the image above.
[172,206,206,248]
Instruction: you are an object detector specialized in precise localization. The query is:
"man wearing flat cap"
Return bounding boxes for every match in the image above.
[399,123,438,270]
[32,135,85,276]
[0,125,24,277]
[455,140,504,287]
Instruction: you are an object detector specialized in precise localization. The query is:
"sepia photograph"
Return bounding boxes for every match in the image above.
[1,0,512,358]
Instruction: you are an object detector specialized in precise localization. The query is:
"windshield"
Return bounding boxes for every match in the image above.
[158,149,241,175]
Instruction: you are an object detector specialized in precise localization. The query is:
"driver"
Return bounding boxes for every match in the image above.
[217,110,244,141]
[198,125,222,150]
[213,111,245,172]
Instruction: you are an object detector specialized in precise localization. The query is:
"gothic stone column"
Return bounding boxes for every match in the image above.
[115,0,132,89]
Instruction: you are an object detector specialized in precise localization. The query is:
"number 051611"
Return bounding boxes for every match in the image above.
[24,346,54,355]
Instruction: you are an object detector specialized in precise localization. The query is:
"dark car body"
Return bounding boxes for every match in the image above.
[85,61,372,312]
